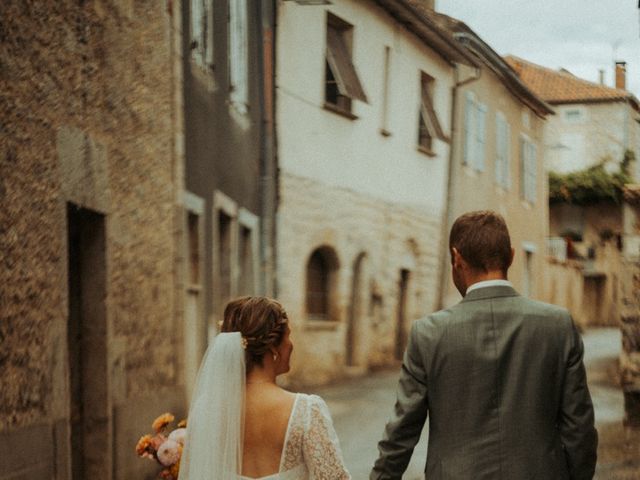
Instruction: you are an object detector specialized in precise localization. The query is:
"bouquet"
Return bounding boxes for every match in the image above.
[135,413,186,479]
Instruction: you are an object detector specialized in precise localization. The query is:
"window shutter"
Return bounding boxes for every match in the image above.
[504,122,511,188]
[463,92,474,165]
[204,1,213,66]
[191,0,204,63]
[326,26,368,103]
[229,0,248,112]
[520,138,527,199]
[421,80,447,142]
[475,103,487,171]
[495,114,504,185]
[529,143,538,203]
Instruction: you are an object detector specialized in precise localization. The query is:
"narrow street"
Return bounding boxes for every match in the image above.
[317,328,640,479]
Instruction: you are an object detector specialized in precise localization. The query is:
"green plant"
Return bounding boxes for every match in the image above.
[549,150,635,205]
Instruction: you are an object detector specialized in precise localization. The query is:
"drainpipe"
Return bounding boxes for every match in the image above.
[436,62,480,310]
[257,0,277,297]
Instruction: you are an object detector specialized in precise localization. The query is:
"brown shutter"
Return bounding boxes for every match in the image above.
[326,26,368,103]
[421,83,447,142]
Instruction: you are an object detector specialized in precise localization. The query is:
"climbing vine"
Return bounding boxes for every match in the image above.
[549,150,635,205]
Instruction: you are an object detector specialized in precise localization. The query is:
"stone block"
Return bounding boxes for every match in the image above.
[57,126,110,214]
[0,424,53,476]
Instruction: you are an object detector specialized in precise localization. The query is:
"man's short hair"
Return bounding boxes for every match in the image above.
[449,210,512,273]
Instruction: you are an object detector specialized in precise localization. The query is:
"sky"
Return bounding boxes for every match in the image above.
[437,0,640,98]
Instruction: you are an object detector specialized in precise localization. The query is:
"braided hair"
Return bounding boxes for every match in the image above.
[221,296,289,371]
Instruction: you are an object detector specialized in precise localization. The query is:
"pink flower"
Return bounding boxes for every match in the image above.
[157,439,182,466]
[168,428,186,445]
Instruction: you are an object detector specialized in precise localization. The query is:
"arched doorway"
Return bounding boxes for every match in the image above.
[305,246,340,321]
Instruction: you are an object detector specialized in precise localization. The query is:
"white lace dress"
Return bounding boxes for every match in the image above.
[239,394,351,480]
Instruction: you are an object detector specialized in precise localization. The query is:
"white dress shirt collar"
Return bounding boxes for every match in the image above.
[465,279,513,295]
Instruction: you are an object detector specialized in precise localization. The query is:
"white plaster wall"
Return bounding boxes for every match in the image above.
[544,102,640,179]
[276,0,454,213]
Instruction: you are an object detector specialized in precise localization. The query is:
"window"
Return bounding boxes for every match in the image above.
[325,14,367,115]
[522,109,531,130]
[520,136,538,203]
[213,191,238,320]
[306,246,339,320]
[564,108,583,124]
[462,91,487,171]
[218,210,233,302]
[237,208,259,296]
[418,72,446,154]
[190,0,213,69]
[495,112,511,188]
[188,212,201,285]
[229,0,248,113]
[380,45,392,135]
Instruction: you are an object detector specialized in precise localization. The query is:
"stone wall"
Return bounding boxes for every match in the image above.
[0,2,185,478]
[277,173,442,387]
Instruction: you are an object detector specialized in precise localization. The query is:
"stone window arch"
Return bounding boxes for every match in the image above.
[306,246,340,320]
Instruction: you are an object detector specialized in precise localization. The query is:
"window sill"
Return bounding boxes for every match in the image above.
[304,318,340,331]
[323,102,358,120]
[189,59,216,91]
[417,145,437,157]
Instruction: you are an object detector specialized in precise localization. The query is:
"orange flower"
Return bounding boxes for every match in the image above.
[135,434,153,456]
[152,413,175,433]
[170,457,181,478]
[177,419,187,428]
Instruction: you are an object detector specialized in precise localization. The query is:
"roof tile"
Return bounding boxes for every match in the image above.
[504,55,636,106]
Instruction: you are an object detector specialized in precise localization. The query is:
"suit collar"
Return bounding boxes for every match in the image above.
[461,285,519,303]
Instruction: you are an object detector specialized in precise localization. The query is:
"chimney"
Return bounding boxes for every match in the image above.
[598,69,605,85]
[615,61,627,90]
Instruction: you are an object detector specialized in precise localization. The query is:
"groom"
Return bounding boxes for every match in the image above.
[371,211,598,479]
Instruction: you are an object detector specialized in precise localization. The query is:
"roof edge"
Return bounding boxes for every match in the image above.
[373,0,480,68]
[453,32,554,116]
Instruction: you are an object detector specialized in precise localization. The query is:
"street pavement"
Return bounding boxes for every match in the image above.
[315,328,639,479]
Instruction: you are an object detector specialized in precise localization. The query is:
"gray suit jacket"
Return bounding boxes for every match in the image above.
[371,286,598,480]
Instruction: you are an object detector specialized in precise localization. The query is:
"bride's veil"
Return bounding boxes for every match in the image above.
[179,332,246,480]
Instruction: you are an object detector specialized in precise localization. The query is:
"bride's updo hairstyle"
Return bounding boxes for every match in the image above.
[221,296,289,370]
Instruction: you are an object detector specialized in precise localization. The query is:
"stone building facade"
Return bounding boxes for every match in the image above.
[620,194,640,426]
[1,2,185,479]
[507,56,640,328]
[275,0,475,386]
[180,0,277,401]
[428,14,553,307]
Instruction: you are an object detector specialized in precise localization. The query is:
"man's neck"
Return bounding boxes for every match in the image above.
[467,270,507,287]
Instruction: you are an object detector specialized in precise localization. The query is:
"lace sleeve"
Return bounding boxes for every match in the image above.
[302,395,351,480]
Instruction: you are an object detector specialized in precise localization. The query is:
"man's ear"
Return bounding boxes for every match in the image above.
[451,247,461,268]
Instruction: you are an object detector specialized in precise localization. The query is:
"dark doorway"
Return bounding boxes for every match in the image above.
[395,269,410,361]
[67,203,108,479]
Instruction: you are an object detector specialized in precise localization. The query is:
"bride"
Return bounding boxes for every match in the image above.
[179,296,351,480]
